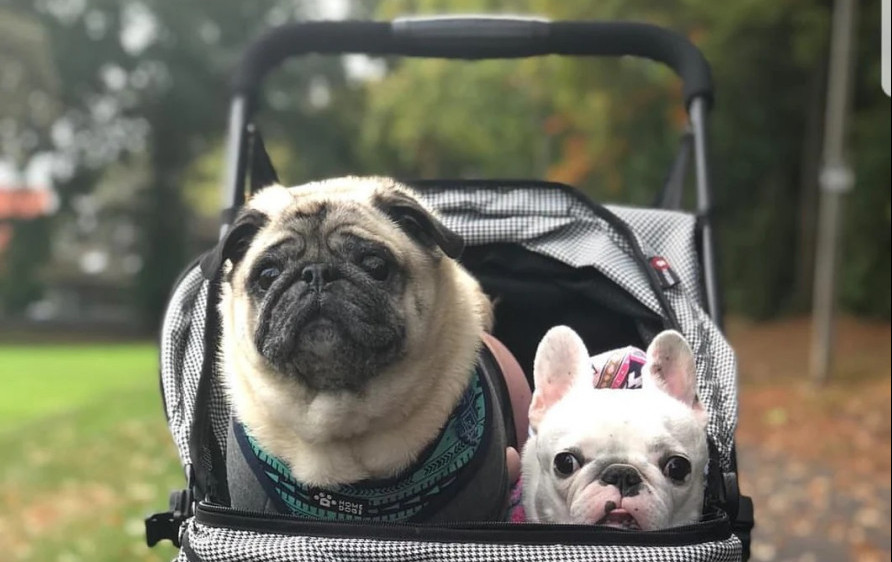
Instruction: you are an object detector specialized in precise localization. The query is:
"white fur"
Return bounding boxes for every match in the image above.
[521,327,708,530]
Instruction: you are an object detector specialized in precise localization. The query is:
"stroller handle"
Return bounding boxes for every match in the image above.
[222,17,722,326]
[231,18,713,110]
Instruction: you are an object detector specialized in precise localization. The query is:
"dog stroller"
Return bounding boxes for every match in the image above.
[146,16,754,562]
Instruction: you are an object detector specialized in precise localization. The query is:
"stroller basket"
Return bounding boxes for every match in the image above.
[147,15,754,562]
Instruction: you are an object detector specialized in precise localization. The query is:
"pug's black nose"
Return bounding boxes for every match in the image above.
[301,264,335,291]
[600,465,643,497]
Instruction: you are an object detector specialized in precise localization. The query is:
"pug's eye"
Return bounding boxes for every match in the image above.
[661,456,692,483]
[256,266,281,291]
[553,452,582,477]
[359,254,390,281]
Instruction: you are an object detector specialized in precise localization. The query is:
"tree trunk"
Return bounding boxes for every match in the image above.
[792,57,828,311]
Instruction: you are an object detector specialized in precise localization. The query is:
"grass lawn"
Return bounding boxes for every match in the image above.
[0,343,182,562]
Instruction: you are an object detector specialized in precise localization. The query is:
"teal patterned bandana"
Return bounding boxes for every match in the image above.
[233,368,488,522]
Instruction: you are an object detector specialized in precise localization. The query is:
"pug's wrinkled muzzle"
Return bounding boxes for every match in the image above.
[254,270,405,392]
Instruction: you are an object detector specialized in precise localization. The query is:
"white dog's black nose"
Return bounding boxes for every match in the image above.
[600,465,643,497]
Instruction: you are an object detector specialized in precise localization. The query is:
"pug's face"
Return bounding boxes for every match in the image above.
[202,177,479,397]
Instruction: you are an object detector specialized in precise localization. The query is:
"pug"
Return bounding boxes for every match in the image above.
[520,326,708,530]
[200,176,512,522]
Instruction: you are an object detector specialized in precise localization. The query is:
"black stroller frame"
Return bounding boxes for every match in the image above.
[148,15,755,562]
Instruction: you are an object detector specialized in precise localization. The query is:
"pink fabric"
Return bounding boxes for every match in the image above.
[506,477,526,522]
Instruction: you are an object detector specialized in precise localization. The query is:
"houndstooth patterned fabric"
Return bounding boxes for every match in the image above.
[160,266,206,467]
[160,266,230,468]
[176,519,742,562]
[611,205,703,305]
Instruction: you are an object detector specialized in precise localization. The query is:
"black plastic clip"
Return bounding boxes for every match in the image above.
[725,472,755,561]
[145,464,196,548]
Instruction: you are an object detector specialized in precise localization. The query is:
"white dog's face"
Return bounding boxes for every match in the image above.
[521,327,708,530]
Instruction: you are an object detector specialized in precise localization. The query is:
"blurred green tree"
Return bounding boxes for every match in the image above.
[1,0,373,328]
[365,0,890,319]
[0,7,60,314]
[3,0,888,327]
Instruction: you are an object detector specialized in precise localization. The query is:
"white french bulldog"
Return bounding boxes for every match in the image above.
[520,326,709,530]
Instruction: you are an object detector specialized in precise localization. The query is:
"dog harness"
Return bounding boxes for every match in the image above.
[228,364,512,522]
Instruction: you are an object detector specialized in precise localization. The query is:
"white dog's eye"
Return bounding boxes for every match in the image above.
[661,455,692,483]
[553,451,582,477]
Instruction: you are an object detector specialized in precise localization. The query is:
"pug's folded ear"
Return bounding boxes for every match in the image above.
[375,190,464,259]
[200,209,269,279]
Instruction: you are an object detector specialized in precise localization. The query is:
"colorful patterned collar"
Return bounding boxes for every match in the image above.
[233,368,489,522]
[591,345,646,389]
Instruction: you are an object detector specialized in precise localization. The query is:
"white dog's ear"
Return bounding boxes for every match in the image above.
[529,326,590,431]
[644,330,706,422]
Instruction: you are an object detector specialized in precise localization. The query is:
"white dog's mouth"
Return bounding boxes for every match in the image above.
[596,509,642,530]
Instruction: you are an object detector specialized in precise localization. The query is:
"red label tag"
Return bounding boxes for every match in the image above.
[649,256,680,289]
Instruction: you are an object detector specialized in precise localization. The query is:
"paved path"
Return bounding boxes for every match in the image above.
[738,445,891,562]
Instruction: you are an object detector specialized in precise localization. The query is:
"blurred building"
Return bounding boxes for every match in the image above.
[0,159,143,335]
[0,186,54,253]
